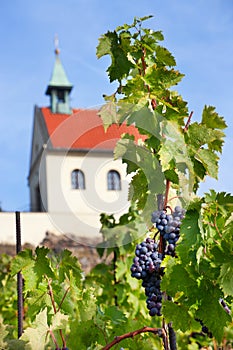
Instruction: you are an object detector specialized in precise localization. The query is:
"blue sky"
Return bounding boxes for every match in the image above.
[0,0,232,211]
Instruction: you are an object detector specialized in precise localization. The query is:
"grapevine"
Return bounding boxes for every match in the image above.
[0,15,232,350]
[97,14,232,349]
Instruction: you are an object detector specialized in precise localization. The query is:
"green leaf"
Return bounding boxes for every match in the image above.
[97,30,133,82]
[161,258,197,297]
[96,31,115,58]
[187,123,216,149]
[158,120,193,188]
[116,259,128,280]
[195,283,231,343]
[116,15,154,32]
[20,309,49,349]
[177,206,201,262]
[6,339,26,350]
[195,148,219,179]
[11,249,34,276]
[98,101,118,131]
[202,105,227,130]
[34,246,54,280]
[104,305,127,325]
[163,301,195,332]
[144,66,184,90]
[0,318,8,348]
[164,169,179,184]
[155,45,176,66]
[218,262,233,296]
[50,311,69,330]
[68,318,105,349]
[58,249,82,286]
[128,171,148,209]
[127,106,162,137]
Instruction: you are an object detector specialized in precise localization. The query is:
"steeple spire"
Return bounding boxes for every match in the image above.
[45,37,73,114]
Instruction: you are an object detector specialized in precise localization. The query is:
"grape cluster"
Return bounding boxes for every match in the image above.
[143,271,163,316]
[130,237,163,279]
[130,237,163,316]
[151,206,185,256]
[131,206,185,317]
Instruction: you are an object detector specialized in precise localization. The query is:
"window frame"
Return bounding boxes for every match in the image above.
[107,170,121,191]
[71,169,85,190]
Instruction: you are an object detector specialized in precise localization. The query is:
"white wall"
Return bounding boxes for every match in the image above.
[0,212,102,246]
[44,150,130,216]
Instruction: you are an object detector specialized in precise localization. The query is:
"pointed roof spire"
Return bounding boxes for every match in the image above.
[45,36,73,95]
[45,37,73,114]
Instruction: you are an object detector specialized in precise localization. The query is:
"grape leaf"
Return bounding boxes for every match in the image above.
[128,171,149,210]
[0,319,8,348]
[177,206,201,262]
[195,283,231,343]
[155,45,176,66]
[34,246,54,281]
[144,66,184,90]
[20,309,49,349]
[6,339,26,350]
[161,259,197,297]
[10,249,34,276]
[218,262,233,296]
[126,106,162,137]
[194,148,219,179]
[50,311,69,330]
[202,105,227,130]
[97,30,133,82]
[98,101,118,131]
[96,30,114,58]
[104,305,127,325]
[163,300,195,332]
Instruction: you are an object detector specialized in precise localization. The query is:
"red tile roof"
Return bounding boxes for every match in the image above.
[41,107,145,150]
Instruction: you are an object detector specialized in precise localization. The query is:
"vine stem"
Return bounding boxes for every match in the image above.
[47,277,57,313]
[164,180,171,209]
[49,329,60,349]
[46,276,67,348]
[57,287,70,312]
[162,318,169,350]
[184,111,193,131]
[101,326,166,350]
[113,249,118,307]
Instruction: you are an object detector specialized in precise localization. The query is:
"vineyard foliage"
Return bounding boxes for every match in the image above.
[0,16,232,349]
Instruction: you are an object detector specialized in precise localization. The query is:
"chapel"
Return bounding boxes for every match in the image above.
[27,48,142,236]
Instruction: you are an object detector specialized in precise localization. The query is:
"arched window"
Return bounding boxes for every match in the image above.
[107,170,121,190]
[71,169,85,189]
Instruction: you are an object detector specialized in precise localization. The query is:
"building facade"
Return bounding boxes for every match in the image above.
[26,49,143,240]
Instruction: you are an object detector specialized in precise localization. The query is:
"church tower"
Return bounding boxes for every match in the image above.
[45,44,73,114]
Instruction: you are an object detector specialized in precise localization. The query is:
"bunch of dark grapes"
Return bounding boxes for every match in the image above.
[151,206,185,256]
[143,271,163,316]
[130,237,162,279]
[130,237,163,316]
[131,206,185,317]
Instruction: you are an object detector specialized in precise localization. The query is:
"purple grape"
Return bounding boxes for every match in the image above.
[151,207,185,256]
